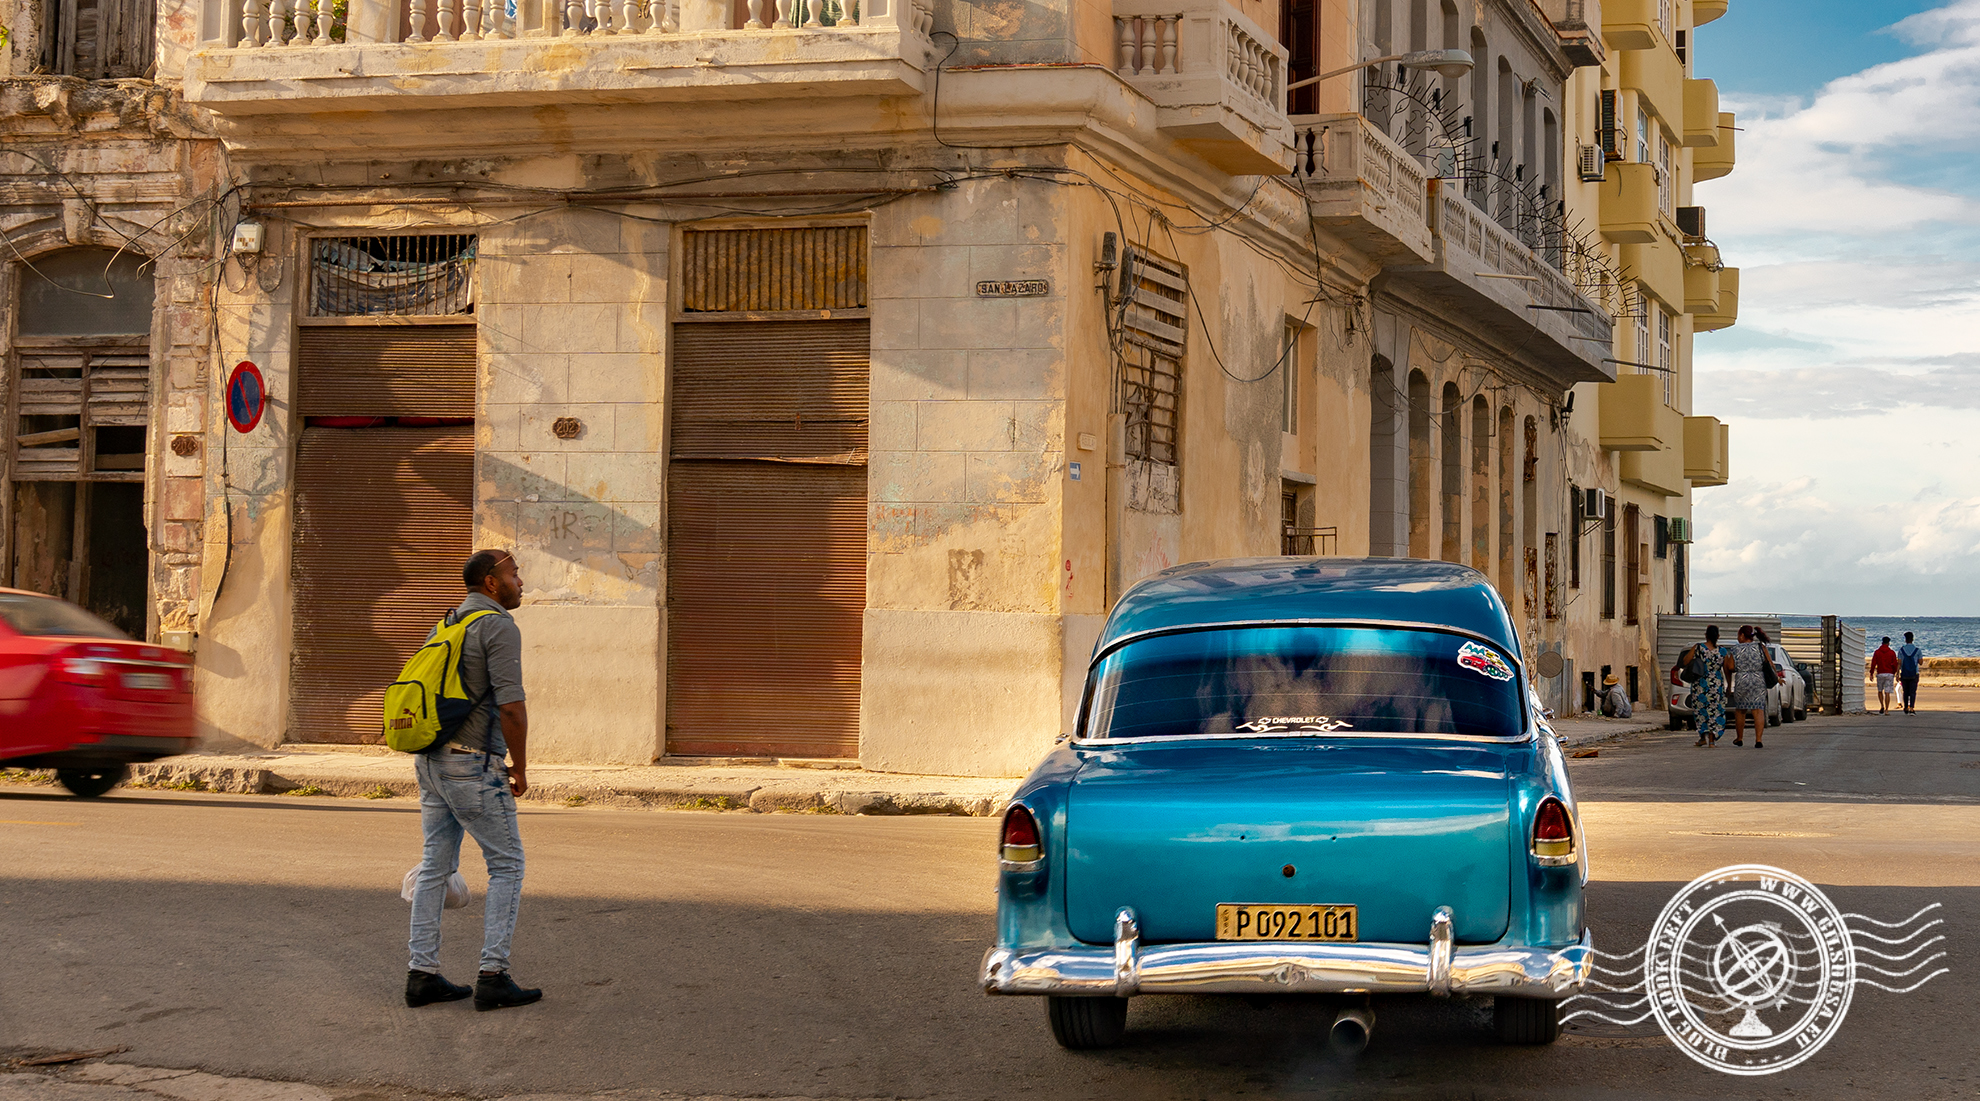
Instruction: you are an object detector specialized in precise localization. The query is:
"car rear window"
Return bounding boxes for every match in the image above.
[0,593,128,639]
[1083,626,1526,741]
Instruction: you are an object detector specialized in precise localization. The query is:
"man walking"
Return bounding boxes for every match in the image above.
[404,549,542,1012]
[1870,637,1899,715]
[1898,631,1924,715]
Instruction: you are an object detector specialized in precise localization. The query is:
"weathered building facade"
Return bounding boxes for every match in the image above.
[1,0,1736,775]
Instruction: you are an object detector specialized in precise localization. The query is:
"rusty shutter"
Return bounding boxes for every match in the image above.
[680,227,867,312]
[666,313,868,759]
[665,461,866,758]
[295,325,476,417]
[670,320,868,463]
[289,426,474,743]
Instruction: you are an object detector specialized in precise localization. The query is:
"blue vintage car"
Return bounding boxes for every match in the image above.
[980,557,1590,1050]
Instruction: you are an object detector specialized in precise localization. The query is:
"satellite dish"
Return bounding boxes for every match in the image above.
[1535,650,1565,679]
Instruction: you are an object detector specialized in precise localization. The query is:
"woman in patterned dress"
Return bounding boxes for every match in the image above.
[1692,624,1727,747]
[1728,625,1770,748]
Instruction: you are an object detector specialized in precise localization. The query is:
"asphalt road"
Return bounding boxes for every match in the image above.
[3,710,1976,1101]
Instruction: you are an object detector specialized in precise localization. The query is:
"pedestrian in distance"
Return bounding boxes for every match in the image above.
[1898,631,1924,714]
[1599,673,1632,718]
[1871,637,1899,715]
[404,548,543,1013]
[1727,625,1771,748]
[1681,624,1728,747]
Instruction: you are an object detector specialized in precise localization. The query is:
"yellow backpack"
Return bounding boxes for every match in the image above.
[382,609,500,752]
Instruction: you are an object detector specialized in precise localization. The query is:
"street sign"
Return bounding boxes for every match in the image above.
[226,361,266,433]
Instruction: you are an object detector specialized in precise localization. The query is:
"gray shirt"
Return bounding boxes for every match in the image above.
[437,592,525,755]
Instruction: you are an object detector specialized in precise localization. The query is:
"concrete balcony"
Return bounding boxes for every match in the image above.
[1694,0,1728,26]
[1598,161,1661,244]
[1534,0,1605,67]
[1695,267,1738,331]
[1695,111,1736,180]
[1683,79,1719,146]
[1599,371,1681,453]
[1601,0,1667,52]
[1684,244,1720,312]
[1622,442,1685,497]
[1684,415,1728,486]
[1621,237,1683,312]
[185,0,935,140]
[1619,37,1682,126]
[1290,112,1433,264]
[1111,0,1291,174]
[1388,181,1615,386]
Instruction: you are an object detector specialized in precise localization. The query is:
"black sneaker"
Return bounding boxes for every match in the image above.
[474,970,543,1012]
[405,970,472,1007]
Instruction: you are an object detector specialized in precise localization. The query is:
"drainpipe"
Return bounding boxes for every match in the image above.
[1105,412,1126,609]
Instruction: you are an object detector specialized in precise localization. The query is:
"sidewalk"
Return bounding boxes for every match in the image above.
[109,713,1668,815]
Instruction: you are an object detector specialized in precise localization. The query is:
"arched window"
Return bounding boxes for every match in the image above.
[1470,395,1489,572]
[8,247,157,636]
[1370,355,1404,556]
[1497,406,1516,599]
[1467,29,1489,205]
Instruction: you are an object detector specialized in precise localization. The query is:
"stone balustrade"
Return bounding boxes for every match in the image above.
[223,0,931,47]
[1109,0,1290,174]
[1289,112,1433,264]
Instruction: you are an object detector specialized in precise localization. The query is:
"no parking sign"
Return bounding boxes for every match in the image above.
[226,361,267,433]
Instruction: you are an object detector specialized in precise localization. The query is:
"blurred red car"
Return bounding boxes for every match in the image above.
[0,588,195,797]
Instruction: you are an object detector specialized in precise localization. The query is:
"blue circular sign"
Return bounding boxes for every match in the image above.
[226,361,266,433]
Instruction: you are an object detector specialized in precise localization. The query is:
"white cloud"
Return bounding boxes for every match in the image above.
[1684,3,1980,612]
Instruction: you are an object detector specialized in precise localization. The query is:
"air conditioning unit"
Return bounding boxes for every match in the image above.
[1577,144,1606,182]
[1675,206,1707,241]
[1584,486,1609,522]
[1668,516,1692,543]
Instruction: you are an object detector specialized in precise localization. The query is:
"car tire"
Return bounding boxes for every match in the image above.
[1667,714,1683,731]
[1767,708,1780,728]
[1687,717,1698,731]
[1494,996,1561,1044]
[56,765,128,798]
[1046,996,1128,1050]
[1795,709,1808,721]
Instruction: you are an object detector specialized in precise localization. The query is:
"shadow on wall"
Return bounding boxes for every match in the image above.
[478,453,663,601]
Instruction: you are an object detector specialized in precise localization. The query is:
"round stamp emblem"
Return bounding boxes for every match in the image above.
[1644,864,1855,1075]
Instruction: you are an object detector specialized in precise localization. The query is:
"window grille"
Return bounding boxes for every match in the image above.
[309,235,477,318]
[41,0,155,79]
[1120,249,1187,466]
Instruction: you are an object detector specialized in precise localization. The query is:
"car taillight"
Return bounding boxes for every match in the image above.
[1001,805,1041,864]
[1670,666,1684,686]
[1531,797,1575,867]
[58,657,108,684]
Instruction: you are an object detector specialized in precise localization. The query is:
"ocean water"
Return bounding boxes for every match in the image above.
[1778,615,1980,658]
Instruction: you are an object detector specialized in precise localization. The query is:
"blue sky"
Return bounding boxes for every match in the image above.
[1686,0,1980,616]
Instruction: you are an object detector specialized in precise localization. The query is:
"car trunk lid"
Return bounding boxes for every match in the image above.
[1064,740,1513,945]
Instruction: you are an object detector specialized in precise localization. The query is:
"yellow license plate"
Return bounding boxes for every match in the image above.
[1216,903,1357,941]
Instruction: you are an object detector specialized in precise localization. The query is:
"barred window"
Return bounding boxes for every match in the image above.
[1121,249,1186,466]
[309,235,476,318]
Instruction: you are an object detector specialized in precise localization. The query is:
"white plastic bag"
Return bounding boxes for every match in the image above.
[402,865,472,909]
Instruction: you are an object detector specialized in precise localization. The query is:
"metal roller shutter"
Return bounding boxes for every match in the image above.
[665,461,866,757]
[295,325,476,417]
[290,426,474,743]
[666,313,868,759]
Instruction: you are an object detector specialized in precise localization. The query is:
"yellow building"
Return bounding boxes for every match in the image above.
[1555,0,1738,710]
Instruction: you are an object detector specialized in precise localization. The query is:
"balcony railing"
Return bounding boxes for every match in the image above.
[1110,0,1290,174]
[1290,112,1433,264]
[221,0,930,45]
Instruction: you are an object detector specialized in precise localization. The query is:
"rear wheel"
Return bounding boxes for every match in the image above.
[1795,709,1808,721]
[56,765,128,798]
[1667,714,1683,731]
[1046,996,1128,1050]
[1494,996,1561,1044]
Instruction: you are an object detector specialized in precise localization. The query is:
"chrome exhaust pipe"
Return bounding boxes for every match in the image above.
[1329,1005,1374,1054]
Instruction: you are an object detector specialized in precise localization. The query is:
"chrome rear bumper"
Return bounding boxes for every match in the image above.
[981,908,1592,1000]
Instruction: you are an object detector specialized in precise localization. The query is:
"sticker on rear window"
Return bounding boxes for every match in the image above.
[1457,641,1515,681]
[1235,716,1354,733]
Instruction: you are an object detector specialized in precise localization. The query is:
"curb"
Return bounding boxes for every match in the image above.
[116,759,1012,817]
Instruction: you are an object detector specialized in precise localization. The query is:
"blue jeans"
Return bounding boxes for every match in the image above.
[409,751,524,975]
